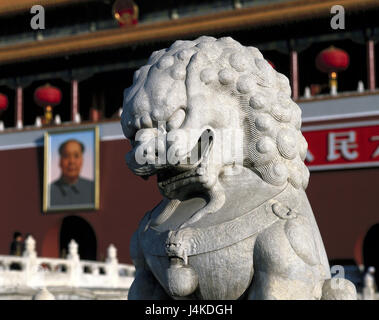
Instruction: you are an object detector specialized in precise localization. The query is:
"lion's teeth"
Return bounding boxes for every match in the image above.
[160,165,202,189]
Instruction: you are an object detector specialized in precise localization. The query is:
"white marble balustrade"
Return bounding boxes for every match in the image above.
[0,236,135,291]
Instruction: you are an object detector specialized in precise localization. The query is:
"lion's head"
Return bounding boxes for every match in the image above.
[121,36,309,205]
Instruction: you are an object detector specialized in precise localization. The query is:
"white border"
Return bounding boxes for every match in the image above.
[302,119,379,132]
[0,142,43,151]
[101,134,126,141]
[308,161,379,172]
[1,120,379,172]
[0,132,127,151]
[304,120,379,171]
[302,111,379,124]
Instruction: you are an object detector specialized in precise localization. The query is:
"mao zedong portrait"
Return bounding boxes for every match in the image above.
[50,139,94,206]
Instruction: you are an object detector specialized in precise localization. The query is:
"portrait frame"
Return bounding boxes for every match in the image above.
[43,126,100,212]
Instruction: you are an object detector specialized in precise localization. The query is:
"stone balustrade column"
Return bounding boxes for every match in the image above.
[67,239,81,287]
[106,244,119,287]
[363,266,376,300]
[23,236,38,287]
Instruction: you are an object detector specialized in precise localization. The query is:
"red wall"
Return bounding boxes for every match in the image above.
[307,168,379,264]
[1,139,378,264]
[0,140,162,264]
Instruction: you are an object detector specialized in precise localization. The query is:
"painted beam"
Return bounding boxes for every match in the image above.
[0,0,378,65]
[0,0,96,16]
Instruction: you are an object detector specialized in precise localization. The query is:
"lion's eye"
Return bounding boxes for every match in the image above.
[167,108,186,131]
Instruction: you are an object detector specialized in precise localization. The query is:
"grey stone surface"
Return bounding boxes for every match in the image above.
[299,93,379,122]
[1,287,129,300]
[121,36,357,300]
[32,287,55,300]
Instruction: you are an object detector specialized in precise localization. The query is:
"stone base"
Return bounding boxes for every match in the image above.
[0,286,129,300]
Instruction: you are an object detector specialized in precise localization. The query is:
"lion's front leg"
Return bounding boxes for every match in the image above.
[247,218,325,300]
[128,230,171,300]
[247,271,322,300]
[129,267,171,300]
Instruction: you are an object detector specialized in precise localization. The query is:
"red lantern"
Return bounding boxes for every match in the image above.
[316,46,349,73]
[0,93,8,112]
[315,46,349,95]
[113,0,139,27]
[34,84,62,107]
[34,84,62,125]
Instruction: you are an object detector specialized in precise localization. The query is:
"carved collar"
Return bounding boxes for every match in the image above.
[140,184,298,262]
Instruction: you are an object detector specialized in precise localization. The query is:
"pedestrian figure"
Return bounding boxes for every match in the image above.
[9,231,24,256]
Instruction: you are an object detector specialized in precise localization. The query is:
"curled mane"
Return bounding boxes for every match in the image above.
[122,36,309,189]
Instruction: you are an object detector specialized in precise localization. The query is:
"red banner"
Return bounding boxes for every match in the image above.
[302,121,379,170]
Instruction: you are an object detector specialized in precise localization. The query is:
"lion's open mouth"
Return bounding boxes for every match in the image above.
[157,129,213,191]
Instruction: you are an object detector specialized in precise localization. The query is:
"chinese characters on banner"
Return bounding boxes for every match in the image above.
[302,122,379,170]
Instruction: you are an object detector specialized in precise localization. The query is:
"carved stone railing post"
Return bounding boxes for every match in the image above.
[363,266,376,300]
[67,239,81,287]
[23,236,38,286]
[23,236,37,259]
[106,244,119,287]
[68,239,79,260]
[0,241,135,295]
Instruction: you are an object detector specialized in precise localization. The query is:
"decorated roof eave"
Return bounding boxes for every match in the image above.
[0,0,378,66]
[0,0,97,17]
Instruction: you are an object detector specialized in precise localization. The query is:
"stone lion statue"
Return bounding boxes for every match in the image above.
[121,36,356,300]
